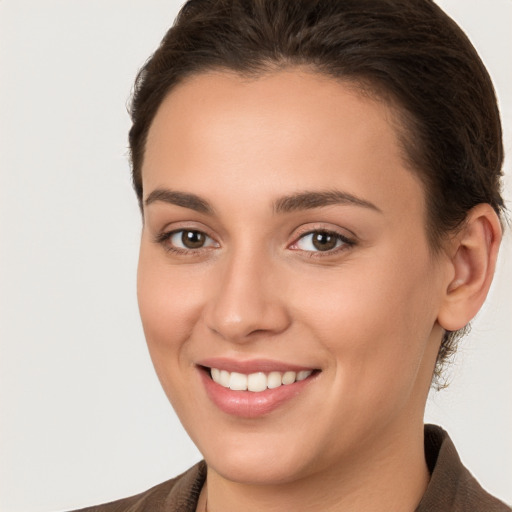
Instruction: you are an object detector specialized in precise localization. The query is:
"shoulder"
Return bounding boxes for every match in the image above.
[417,425,511,511]
[67,461,206,512]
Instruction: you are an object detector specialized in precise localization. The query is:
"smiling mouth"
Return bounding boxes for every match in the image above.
[207,367,316,392]
[198,363,320,417]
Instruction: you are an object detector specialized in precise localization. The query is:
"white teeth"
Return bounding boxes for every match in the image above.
[229,372,247,391]
[210,368,313,392]
[267,371,283,389]
[211,368,220,382]
[219,370,230,387]
[247,372,267,392]
[282,371,296,385]
[297,370,312,381]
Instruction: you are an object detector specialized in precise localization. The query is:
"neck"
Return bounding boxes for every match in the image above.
[203,419,429,512]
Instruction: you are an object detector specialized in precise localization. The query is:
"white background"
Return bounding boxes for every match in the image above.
[0,1,510,510]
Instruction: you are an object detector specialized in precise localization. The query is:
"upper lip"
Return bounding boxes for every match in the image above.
[197,357,318,374]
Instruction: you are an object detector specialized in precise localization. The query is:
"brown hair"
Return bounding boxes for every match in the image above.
[128,0,505,387]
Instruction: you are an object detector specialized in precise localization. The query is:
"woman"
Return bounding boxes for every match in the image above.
[77,0,509,510]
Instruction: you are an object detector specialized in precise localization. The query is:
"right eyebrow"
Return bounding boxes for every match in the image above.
[273,190,382,214]
[144,188,214,215]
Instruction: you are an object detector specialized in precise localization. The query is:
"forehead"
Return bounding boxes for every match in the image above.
[146,69,403,158]
[143,69,425,221]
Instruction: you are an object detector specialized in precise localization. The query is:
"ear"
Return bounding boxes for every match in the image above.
[437,204,502,332]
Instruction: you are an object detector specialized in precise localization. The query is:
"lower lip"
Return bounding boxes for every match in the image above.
[199,369,317,418]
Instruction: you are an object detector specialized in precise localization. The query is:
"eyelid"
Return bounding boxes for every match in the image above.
[153,219,219,242]
[291,222,355,239]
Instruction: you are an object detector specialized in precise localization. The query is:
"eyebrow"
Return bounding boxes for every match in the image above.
[144,189,214,214]
[144,188,381,216]
[273,190,381,214]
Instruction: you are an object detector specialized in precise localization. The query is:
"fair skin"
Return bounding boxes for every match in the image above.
[137,70,501,512]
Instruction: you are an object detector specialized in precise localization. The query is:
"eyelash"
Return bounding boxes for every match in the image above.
[154,228,355,257]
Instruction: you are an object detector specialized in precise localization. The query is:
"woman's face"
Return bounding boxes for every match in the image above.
[138,70,449,484]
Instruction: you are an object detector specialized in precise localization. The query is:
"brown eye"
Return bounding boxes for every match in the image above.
[181,230,206,249]
[311,232,338,251]
[164,229,218,251]
[293,230,352,253]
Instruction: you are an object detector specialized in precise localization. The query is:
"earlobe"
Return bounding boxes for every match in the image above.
[437,204,502,332]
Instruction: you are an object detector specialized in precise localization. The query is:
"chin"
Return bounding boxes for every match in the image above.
[209,454,306,486]
[197,428,320,485]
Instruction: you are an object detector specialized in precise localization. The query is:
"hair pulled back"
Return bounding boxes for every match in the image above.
[129,0,505,386]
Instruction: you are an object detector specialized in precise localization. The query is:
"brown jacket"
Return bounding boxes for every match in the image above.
[71,425,510,511]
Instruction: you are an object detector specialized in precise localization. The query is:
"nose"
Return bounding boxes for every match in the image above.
[204,248,291,343]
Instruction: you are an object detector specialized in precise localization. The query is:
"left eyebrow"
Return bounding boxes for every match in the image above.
[273,190,382,214]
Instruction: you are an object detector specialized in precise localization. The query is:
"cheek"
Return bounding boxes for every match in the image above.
[136,246,205,378]
[289,248,439,402]
[136,257,212,431]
